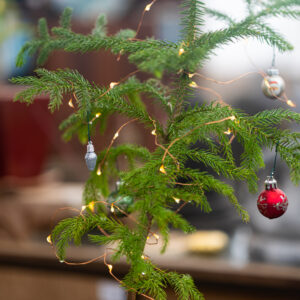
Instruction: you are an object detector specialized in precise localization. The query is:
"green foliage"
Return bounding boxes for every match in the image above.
[166,272,205,300]
[11,1,300,299]
[92,14,107,36]
[180,0,205,42]
[152,206,195,253]
[59,7,73,29]
[204,7,234,24]
[51,215,96,260]
[123,263,168,300]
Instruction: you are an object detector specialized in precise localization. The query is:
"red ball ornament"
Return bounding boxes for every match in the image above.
[257,176,288,219]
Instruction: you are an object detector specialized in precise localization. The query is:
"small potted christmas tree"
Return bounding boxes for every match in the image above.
[11,1,300,299]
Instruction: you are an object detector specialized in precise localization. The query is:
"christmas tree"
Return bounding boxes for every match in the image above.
[11,1,300,299]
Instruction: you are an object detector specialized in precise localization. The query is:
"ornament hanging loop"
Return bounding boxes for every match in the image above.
[87,110,91,142]
[270,141,279,177]
[271,47,276,68]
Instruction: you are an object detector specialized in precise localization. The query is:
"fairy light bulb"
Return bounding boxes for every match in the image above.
[85,141,97,171]
[178,48,185,56]
[47,235,52,244]
[113,132,119,140]
[68,99,74,108]
[224,129,232,135]
[189,81,198,88]
[88,202,95,212]
[145,3,153,11]
[151,129,156,136]
[107,264,113,272]
[95,112,101,118]
[110,82,118,89]
[153,233,160,240]
[159,164,166,174]
[172,197,180,204]
[97,166,102,176]
[287,99,296,107]
[110,204,115,213]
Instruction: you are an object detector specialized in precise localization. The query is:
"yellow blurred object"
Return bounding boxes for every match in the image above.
[159,164,166,174]
[0,0,5,14]
[88,202,95,212]
[109,82,118,89]
[172,197,180,204]
[68,99,74,108]
[189,81,198,88]
[145,3,153,11]
[186,230,229,254]
[287,99,296,107]
[178,48,185,56]
[224,129,232,135]
[46,235,52,245]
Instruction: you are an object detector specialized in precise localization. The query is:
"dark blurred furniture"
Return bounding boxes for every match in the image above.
[0,181,299,300]
[0,85,52,179]
[0,235,300,300]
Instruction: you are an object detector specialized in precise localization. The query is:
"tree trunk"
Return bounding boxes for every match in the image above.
[127,291,137,300]
[126,214,152,300]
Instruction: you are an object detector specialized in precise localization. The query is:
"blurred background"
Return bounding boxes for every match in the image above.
[0,0,300,299]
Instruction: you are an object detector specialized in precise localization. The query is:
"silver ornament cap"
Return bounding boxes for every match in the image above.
[85,141,97,171]
[264,176,277,190]
[261,68,285,99]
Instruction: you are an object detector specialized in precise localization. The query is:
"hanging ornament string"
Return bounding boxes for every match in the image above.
[270,142,279,177]
[87,110,91,142]
[69,88,98,171]
[272,47,276,68]
[85,110,98,171]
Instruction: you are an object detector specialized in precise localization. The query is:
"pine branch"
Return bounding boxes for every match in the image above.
[15,7,177,68]
[51,215,96,260]
[180,0,206,42]
[152,206,195,253]
[204,7,235,24]
[166,272,204,300]
[92,14,107,36]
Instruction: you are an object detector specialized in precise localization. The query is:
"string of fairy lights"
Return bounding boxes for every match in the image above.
[187,71,296,107]
[46,0,297,298]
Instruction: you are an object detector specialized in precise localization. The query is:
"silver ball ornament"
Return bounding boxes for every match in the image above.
[261,68,285,99]
[85,141,97,171]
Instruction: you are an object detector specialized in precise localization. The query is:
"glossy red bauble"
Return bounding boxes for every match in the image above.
[257,176,288,219]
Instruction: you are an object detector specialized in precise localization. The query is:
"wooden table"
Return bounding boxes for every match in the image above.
[0,233,300,300]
